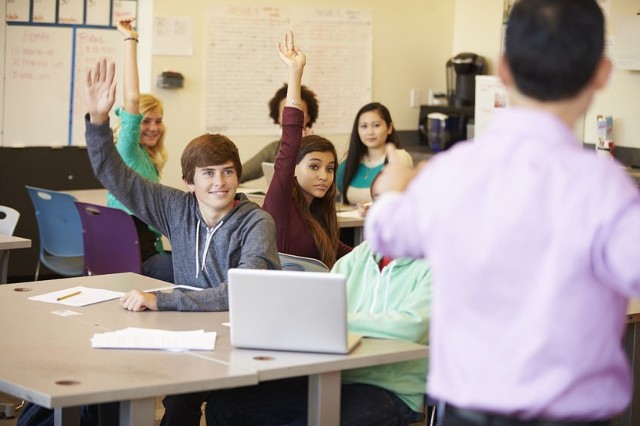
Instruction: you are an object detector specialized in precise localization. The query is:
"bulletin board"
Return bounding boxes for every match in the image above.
[1,0,137,147]
[204,4,373,135]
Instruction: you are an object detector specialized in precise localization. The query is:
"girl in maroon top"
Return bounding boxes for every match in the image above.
[263,32,351,268]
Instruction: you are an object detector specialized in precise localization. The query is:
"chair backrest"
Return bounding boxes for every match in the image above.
[74,201,142,275]
[261,162,275,185]
[25,185,83,257]
[278,252,330,273]
[0,205,20,235]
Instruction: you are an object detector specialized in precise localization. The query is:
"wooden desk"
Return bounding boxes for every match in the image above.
[0,273,427,426]
[69,294,427,426]
[0,274,257,426]
[0,234,31,284]
[174,311,427,426]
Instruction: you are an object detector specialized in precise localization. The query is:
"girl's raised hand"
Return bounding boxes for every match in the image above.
[277,31,306,72]
[116,17,138,38]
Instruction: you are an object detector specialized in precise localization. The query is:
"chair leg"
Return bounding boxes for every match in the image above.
[34,260,41,281]
[0,252,9,284]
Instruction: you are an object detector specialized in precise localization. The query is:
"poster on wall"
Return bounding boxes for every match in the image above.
[474,76,509,139]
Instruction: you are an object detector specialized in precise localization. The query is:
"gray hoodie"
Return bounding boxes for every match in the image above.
[85,117,281,311]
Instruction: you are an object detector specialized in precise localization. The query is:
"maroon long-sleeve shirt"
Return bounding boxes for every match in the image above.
[263,107,351,262]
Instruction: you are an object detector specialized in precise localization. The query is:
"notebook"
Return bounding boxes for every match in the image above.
[228,268,362,354]
[261,162,275,185]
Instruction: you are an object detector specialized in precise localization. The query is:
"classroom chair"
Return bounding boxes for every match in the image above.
[75,202,142,275]
[278,252,329,272]
[0,205,20,284]
[25,185,84,280]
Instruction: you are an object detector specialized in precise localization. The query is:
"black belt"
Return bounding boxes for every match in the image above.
[442,403,610,426]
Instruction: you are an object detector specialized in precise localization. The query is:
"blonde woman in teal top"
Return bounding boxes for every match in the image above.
[111,18,172,282]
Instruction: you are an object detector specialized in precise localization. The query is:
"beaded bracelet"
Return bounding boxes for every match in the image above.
[124,37,139,42]
[287,99,302,106]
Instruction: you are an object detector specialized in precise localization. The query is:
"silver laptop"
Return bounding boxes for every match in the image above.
[228,268,362,354]
[261,162,275,185]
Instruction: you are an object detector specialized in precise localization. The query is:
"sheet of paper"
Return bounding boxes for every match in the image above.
[29,286,125,307]
[337,209,363,219]
[153,16,194,56]
[91,327,217,351]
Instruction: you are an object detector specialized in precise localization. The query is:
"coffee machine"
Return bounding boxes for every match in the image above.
[446,52,487,107]
[418,52,487,151]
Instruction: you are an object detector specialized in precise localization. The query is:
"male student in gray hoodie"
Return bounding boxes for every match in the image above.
[18,58,281,426]
[85,58,281,311]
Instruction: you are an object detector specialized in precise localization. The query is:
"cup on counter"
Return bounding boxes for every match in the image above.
[427,112,449,152]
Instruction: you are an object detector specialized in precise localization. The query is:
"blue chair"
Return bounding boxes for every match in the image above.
[278,252,329,272]
[26,186,84,280]
[0,205,20,284]
[75,202,142,276]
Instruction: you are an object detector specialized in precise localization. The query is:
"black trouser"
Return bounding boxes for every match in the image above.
[440,403,610,426]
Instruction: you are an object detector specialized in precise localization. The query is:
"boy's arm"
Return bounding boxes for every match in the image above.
[240,140,279,183]
[154,212,281,312]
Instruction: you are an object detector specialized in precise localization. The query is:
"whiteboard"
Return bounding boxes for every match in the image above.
[2,25,123,147]
[4,26,72,146]
[204,4,372,136]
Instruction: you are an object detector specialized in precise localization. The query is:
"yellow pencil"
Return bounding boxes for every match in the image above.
[57,290,81,301]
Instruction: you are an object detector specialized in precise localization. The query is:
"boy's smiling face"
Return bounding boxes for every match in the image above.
[186,161,239,225]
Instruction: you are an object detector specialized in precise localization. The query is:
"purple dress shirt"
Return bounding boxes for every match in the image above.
[365,107,640,420]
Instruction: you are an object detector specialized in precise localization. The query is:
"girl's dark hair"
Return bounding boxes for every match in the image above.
[268,83,319,127]
[341,102,399,204]
[293,135,339,268]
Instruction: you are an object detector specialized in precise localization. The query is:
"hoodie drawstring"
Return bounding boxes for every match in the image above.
[195,219,224,278]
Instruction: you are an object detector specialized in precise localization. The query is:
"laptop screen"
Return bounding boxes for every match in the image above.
[228,268,360,354]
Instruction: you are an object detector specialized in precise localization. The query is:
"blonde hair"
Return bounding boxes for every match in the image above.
[139,94,168,174]
[114,94,168,175]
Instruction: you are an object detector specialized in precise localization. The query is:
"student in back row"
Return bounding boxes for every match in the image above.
[262,34,351,268]
[240,83,319,183]
[337,102,413,207]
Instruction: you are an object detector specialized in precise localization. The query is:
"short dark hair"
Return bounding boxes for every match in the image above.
[342,102,399,205]
[505,0,604,101]
[181,134,242,184]
[268,83,319,127]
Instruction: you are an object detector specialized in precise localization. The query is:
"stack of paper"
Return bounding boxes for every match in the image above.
[91,327,216,351]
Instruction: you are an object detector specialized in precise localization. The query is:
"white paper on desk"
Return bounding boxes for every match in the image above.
[337,209,363,219]
[28,286,125,307]
[91,327,216,351]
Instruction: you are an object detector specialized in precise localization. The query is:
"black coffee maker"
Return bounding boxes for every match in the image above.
[446,53,487,107]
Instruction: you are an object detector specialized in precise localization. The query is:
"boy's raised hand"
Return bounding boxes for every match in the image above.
[85,58,117,124]
[277,31,306,73]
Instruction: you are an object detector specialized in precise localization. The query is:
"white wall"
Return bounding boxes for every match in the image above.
[452,0,503,74]
[584,0,640,149]
[151,0,455,189]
